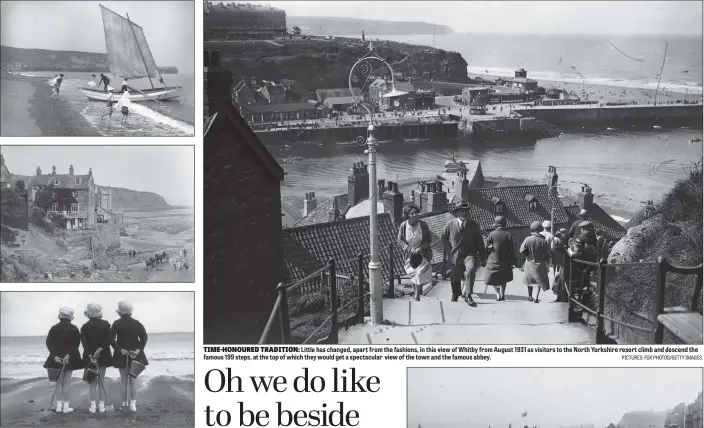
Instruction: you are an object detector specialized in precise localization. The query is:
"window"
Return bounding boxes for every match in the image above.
[524,194,538,212]
[55,180,61,186]
[51,203,58,211]
[72,191,77,198]
[75,178,80,185]
[70,203,78,212]
[490,196,504,214]
[51,192,57,200]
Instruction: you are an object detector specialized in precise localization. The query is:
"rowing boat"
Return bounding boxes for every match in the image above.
[78,5,182,102]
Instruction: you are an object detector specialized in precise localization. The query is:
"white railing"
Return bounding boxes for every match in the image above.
[50,210,88,219]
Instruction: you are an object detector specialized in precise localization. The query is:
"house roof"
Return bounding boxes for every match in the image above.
[0,160,12,184]
[323,96,357,106]
[206,97,285,181]
[394,81,415,92]
[316,88,361,101]
[240,102,317,114]
[281,202,302,228]
[345,198,386,219]
[462,185,570,231]
[564,203,627,242]
[291,193,351,227]
[31,174,92,189]
[283,213,404,284]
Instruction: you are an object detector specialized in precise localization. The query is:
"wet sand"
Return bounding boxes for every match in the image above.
[0,375,195,427]
[0,77,41,136]
[28,78,101,137]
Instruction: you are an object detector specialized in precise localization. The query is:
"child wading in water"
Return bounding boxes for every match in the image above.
[50,74,64,98]
[115,91,131,127]
[101,87,116,121]
[43,307,82,413]
[80,303,112,414]
[110,301,148,412]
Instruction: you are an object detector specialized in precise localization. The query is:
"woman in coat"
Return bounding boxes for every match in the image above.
[484,216,515,301]
[43,307,83,413]
[397,204,433,301]
[80,303,112,414]
[519,221,552,303]
[110,301,149,412]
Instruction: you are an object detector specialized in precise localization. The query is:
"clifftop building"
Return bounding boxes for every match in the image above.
[204,1,287,41]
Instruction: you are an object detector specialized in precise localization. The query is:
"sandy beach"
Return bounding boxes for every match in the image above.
[0,375,194,427]
[1,74,100,137]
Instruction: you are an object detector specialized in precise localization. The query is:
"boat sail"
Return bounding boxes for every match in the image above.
[79,5,182,102]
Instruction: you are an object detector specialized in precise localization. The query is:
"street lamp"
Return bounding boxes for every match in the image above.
[348,41,400,325]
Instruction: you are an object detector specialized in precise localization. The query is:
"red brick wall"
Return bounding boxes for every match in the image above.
[204,121,285,344]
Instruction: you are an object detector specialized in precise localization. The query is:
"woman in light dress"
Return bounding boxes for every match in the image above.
[397,204,433,301]
[519,221,552,303]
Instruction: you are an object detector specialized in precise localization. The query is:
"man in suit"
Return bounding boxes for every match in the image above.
[442,201,487,306]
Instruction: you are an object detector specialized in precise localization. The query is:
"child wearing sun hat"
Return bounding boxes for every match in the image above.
[110,301,149,412]
[43,307,82,413]
[80,303,112,414]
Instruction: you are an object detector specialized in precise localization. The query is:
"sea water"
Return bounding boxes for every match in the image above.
[30,71,195,136]
[0,332,194,380]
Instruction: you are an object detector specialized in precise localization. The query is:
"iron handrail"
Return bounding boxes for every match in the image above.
[258,293,284,345]
[303,293,371,344]
[288,264,331,293]
[600,313,654,333]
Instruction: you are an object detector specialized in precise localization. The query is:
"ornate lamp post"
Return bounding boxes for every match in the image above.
[348,42,402,325]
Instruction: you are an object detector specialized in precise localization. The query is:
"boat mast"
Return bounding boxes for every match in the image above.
[126,12,156,89]
[653,42,668,107]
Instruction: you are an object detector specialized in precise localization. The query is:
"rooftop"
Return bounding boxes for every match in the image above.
[239,102,319,114]
[31,172,92,190]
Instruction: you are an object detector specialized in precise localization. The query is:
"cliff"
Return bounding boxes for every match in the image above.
[108,187,172,211]
[207,37,470,92]
[618,410,667,428]
[1,46,176,73]
[287,16,454,36]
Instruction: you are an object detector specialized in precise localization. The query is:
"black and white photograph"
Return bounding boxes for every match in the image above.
[0,291,195,428]
[0,145,195,282]
[407,368,702,428]
[0,1,195,137]
[205,1,703,345]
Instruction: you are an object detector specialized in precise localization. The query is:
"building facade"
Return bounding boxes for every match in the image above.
[30,165,96,230]
[204,2,287,41]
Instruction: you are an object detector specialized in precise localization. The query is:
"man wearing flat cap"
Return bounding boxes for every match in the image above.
[568,209,589,240]
[442,201,486,306]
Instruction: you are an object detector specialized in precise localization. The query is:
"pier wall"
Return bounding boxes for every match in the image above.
[255,122,459,145]
[469,117,542,142]
[515,104,703,127]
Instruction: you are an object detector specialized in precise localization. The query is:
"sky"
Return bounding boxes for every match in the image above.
[0,1,195,72]
[408,368,702,428]
[0,291,194,336]
[0,146,194,206]
[254,1,702,35]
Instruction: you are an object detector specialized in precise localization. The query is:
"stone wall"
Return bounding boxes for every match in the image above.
[93,223,120,250]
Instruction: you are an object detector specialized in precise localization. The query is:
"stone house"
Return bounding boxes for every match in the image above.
[204,50,286,344]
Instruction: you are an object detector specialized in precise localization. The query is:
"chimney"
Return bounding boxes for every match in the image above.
[455,170,469,203]
[52,166,56,176]
[303,192,318,216]
[36,166,42,176]
[578,185,594,210]
[548,166,558,195]
[328,199,340,222]
[427,180,447,213]
[419,182,429,212]
[382,181,404,225]
[69,165,74,176]
[348,161,369,206]
[89,168,92,178]
[205,50,233,114]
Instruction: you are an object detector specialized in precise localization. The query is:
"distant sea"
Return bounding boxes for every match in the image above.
[364,33,703,94]
[15,71,195,136]
[0,332,194,379]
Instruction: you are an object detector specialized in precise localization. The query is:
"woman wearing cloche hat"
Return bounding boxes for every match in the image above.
[484,216,516,301]
[110,301,149,412]
[43,306,82,413]
[518,221,552,303]
[80,303,112,414]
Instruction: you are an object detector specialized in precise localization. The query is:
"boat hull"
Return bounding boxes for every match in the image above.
[79,86,182,102]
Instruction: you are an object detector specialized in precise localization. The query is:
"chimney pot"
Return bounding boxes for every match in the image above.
[387,182,393,191]
[211,51,221,66]
[312,192,315,198]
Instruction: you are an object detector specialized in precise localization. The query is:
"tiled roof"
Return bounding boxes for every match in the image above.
[419,211,455,264]
[464,185,570,231]
[564,203,627,242]
[292,193,352,227]
[31,174,92,189]
[323,96,357,106]
[316,88,361,101]
[281,202,302,228]
[334,194,350,215]
[283,213,404,284]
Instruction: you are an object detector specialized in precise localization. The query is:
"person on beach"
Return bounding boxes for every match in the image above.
[50,74,64,98]
[43,307,82,413]
[110,301,148,413]
[397,203,433,301]
[442,201,486,306]
[101,87,116,121]
[98,74,111,92]
[80,303,112,414]
[519,221,552,303]
[484,216,515,301]
[115,91,131,127]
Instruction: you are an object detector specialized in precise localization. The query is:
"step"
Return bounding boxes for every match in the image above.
[658,306,703,344]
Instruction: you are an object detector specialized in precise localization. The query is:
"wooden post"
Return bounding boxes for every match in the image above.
[691,270,702,312]
[652,256,669,344]
[357,252,364,324]
[276,282,290,344]
[596,259,607,344]
[328,259,338,343]
[388,243,395,298]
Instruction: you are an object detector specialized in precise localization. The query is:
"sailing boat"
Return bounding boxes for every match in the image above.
[79,5,182,102]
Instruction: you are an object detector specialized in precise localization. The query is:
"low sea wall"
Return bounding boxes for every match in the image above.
[514,104,703,127]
